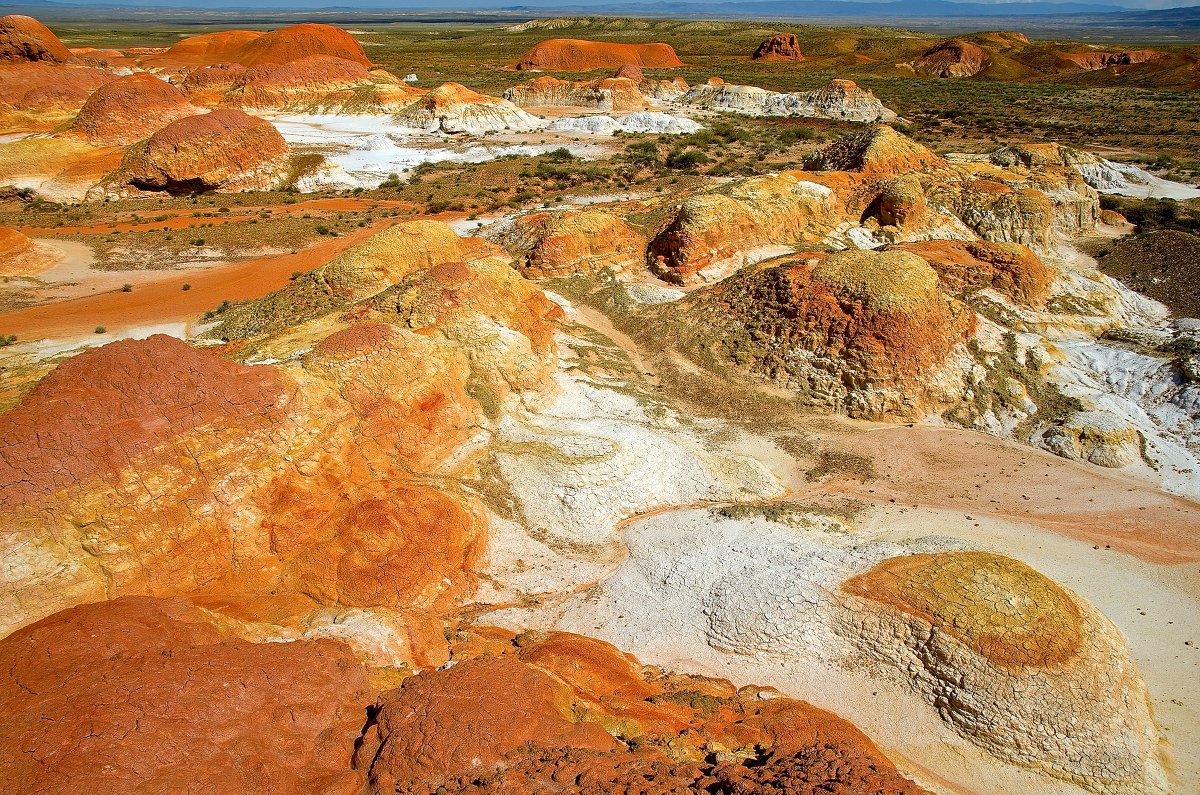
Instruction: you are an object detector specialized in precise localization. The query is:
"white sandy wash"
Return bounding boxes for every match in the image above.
[258,110,703,191]
[257,113,601,191]
[466,301,1171,795]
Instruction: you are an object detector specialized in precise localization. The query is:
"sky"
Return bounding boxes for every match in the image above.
[22,0,1200,11]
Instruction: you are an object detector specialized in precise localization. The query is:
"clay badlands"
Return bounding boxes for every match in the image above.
[1,10,1199,795]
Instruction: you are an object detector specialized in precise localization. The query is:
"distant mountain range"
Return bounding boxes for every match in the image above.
[12,0,1200,23]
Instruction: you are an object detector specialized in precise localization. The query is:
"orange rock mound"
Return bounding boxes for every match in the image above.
[0,224,34,262]
[979,30,1030,47]
[157,23,369,69]
[885,239,1053,306]
[515,38,683,71]
[658,249,974,417]
[752,32,805,61]
[0,14,71,63]
[355,629,929,795]
[68,73,198,145]
[0,225,60,276]
[843,551,1085,669]
[503,74,648,112]
[236,22,371,67]
[113,107,289,193]
[1059,49,1166,70]
[158,29,263,66]
[0,62,115,130]
[200,55,418,110]
[614,62,644,79]
[0,596,372,795]
[914,38,991,78]
[508,210,647,277]
[0,334,283,512]
[805,124,948,176]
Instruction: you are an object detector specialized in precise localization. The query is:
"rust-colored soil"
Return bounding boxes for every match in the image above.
[824,424,1200,564]
[0,220,385,340]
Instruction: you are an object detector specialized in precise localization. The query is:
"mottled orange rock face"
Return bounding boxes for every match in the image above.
[752,33,805,61]
[886,239,1053,306]
[914,39,990,77]
[614,62,645,80]
[510,210,647,277]
[115,107,289,192]
[68,73,198,145]
[0,596,373,795]
[221,55,375,108]
[0,334,284,512]
[0,61,115,129]
[515,38,683,70]
[281,484,482,611]
[505,74,648,112]
[0,14,71,63]
[355,630,930,795]
[0,328,488,635]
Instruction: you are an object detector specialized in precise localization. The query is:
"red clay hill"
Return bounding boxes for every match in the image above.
[0,599,930,795]
[155,22,370,68]
[753,32,805,61]
[913,38,991,78]
[0,14,71,63]
[68,73,198,145]
[515,38,683,71]
[110,108,289,193]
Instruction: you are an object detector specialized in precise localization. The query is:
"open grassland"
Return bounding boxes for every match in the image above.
[48,17,1200,171]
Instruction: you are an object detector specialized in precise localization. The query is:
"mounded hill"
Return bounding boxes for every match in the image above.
[752,32,804,61]
[357,633,930,795]
[805,124,949,175]
[185,55,419,111]
[0,225,61,276]
[157,29,262,66]
[110,108,289,193]
[0,14,71,63]
[515,38,683,71]
[913,38,990,78]
[650,248,975,417]
[503,75,648,112]
[504,210,647,277]
[1058,48,1167,71]
[393,82,540,134]
[157,23,370,68]
[68,73,198,146]
[885,240,1053,307]
[235,22,371,67]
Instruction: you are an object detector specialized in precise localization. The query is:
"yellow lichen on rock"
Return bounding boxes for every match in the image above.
[813,249,941,316]
[844,551,1083,668]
